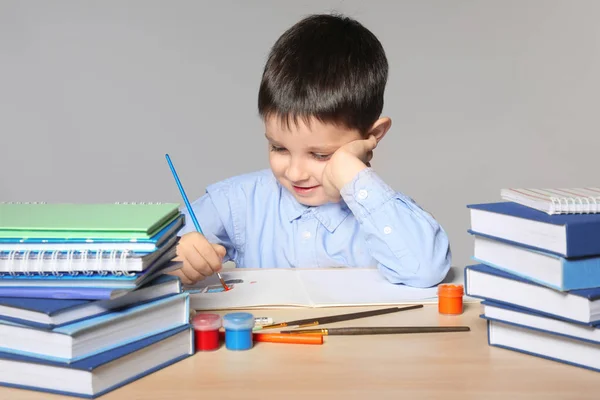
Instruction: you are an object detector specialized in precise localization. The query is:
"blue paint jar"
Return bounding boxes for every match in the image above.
[223,312,255,351]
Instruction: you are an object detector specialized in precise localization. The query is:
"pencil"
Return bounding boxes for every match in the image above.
[280,326,471,335]
[165,154,229,291]
[258,305,423,330]
[253,333,323,345]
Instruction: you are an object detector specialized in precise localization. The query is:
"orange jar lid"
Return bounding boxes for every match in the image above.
[438,284,464,297]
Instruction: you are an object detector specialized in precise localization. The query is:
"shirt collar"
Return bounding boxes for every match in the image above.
[281,185,350,233]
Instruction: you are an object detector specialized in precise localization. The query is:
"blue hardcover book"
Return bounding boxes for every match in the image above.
[0,325,193,398]
[464,264,600,324]
[0,214,184,252]
[467,201,600,257]
[0,292,189,362]
[471,233,600,291]
[486,318,600,374]
[0,275,182,329]
[481,300,600,343]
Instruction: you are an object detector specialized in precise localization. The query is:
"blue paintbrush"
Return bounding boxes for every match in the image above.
[165,154,229,290]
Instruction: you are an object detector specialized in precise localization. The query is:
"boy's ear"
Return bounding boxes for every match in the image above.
[368,117,392,142]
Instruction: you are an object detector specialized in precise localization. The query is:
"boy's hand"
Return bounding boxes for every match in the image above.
[322,135,377,202]
[170,232,226,285]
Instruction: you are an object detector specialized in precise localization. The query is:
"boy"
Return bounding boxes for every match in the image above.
[173,13,451,288]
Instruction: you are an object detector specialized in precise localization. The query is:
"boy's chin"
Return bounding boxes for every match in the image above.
[291,193,331,207]
[296,198,328,207]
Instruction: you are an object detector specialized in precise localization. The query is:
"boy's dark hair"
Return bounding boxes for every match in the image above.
[258,13,388,135]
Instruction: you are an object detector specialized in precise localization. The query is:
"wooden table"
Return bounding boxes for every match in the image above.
[2,302,599,400]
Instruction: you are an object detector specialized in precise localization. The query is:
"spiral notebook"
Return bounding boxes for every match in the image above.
[0,247,180,290]
[0,236,177,273]
[501,188,600,215]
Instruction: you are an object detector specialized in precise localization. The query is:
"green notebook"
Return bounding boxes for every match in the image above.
[0,203,181,239]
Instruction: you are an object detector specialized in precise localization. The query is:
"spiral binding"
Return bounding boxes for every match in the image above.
[0,249,137,276]
[549,196,600,214]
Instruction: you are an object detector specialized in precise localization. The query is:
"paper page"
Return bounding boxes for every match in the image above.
[184,269,311,310]
[297,268,438,307]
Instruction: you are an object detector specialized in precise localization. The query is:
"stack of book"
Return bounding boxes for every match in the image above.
[0,203,194,398]
[465,188,600,373]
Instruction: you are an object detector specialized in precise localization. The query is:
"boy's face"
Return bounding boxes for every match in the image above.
[265,115,362,207]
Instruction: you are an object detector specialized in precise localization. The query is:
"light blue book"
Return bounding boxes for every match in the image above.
[0,292,189,362]
[472,233,600,291]
[0,325,193,399]
[0,214,184,252]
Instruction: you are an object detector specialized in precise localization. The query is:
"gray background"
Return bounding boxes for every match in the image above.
[1,0,599,269]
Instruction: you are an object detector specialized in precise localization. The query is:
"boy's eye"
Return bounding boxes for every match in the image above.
[270,145,286,153]
[311,153,331,161]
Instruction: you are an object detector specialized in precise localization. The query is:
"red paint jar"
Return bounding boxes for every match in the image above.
[192,313,222,351]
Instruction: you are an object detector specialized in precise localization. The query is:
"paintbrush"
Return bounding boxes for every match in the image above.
[257,305,423,330]
[165,154,229,291]
[280,326,471,335]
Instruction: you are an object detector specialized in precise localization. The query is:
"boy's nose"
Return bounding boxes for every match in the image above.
[285,159,310,182]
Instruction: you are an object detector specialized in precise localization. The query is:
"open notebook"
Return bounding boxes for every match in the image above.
[184,266,467,310]
[501,188,600,215]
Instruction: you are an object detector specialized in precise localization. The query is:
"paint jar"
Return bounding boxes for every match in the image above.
[438,284,464,315]
[192,313,222,351]
[223,312,255,351]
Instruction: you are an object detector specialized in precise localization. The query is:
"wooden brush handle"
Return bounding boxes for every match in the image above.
[329,326,470,335]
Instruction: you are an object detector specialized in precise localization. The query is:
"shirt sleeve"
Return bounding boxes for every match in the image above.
[176,183,241,264]
[340,168,451,287]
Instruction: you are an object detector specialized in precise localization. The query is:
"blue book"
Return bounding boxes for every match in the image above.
[0,292,189,362]
[0,275,181,329]
[471,233,600,291]
[486,318,600,374]
[467,201,600,257]
[481,300,600,342]
[0,325,193,398]
[464,264,600,324]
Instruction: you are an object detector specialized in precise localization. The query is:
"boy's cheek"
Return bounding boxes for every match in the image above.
[312,162,327,183]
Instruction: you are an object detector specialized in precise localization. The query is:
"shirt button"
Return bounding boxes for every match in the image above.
[302,231,312,239]
[357,189,368,200]
[383,226,392,235]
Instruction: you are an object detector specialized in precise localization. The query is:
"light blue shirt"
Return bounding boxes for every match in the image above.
[178,168,451,288]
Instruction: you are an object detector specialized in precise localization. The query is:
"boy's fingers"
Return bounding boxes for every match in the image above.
[212,244,227,259]
[367,135,378,149]
[182,245,208,276]
[196,244,223,274]
[181,256,208,282]
[168,269,194,285]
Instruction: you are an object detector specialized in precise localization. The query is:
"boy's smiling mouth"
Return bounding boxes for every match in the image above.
[292,184,320,195]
